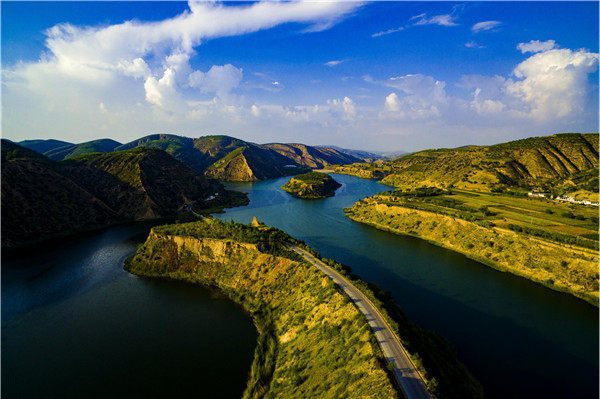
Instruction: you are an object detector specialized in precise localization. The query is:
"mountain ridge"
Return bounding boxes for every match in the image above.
[19,134,363,181]
[1,141,214,249]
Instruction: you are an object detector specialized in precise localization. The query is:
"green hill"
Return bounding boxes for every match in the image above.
[45,139,122,160]
[19,138,122,161]
[62,148,212,220]
[1,141,216,249]
[281,172,342,198]
[18,134,363,182]
[377,133,598,197]
[1,140,118,248]
[118,134,362,181]
[17,139,74,154]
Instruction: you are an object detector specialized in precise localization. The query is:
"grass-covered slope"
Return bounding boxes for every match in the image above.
[281,172,342,198]
[345,188,599,305]
[125,219,398,399]
[116,134,213,173]
[381,133,599,198]
[125,218,483,399]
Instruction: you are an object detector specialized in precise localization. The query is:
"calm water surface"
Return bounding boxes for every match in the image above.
[216,174,599,399]
[3,174,598,399]
[2,223,257,399]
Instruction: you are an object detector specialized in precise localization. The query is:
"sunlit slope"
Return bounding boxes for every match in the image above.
[380,133,598,196]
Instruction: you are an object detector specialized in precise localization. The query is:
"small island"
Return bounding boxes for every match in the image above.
[281,171,341,199]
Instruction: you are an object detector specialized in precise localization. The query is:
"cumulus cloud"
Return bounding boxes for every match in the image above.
[507,47,599,118]
[189,64,243,98]
[472,21,501,33]
[377,74,449,120]
[460,45,599,120]
[327,96,356,121]
[372,41,598,126]
[3,1,361,113]
[517,40,557,54]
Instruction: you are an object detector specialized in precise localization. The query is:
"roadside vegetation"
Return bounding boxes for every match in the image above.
[125,218,483,399]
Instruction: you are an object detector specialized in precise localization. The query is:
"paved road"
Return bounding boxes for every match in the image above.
[286,243,432,399]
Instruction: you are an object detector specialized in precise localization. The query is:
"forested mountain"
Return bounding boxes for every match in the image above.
[1,141,211,248]
[20,134,363,181]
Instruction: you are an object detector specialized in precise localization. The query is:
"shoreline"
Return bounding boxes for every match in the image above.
[345,212,599,307]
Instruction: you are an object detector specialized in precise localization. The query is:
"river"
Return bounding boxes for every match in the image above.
[2,173,597,398]
[1,223,257,398]
[215,174,599,399]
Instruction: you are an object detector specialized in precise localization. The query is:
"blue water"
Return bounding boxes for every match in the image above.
[2,223,257,399]
[215,174,599,399]
[2,173,597,399]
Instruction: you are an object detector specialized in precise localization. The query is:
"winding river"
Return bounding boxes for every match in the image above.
[2,173,598,398]
[216,174,598,399]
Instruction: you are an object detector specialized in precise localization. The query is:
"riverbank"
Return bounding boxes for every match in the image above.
[345,196,599,306]
[125,218,483,399]
[125,219,399,399]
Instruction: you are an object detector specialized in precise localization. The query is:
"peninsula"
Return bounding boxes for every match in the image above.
[281,172,341,199]
[125,218,482,399]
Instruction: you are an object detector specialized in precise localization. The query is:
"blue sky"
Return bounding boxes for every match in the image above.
[2,1,598,152]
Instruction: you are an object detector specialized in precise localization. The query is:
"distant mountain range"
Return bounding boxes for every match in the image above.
[1,140,211,249]
[316,145,409,161]
[18,134,363,181]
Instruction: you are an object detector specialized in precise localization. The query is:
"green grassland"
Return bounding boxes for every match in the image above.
[125,218,483,399]
[345,188,599,305]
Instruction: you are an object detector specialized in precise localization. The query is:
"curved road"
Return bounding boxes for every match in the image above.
[285,243,432,399]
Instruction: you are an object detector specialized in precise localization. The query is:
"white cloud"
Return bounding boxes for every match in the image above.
[472,21,501,33]
[506,47,599,119]
[372,26,404,38]
[411,13,458,27]
[4,2,360,99]
[517,40,557,54]
[189,64,243,98]
[327,96,356,121]
[377,74,449,120]
[117,58,151,79]
[384,93,400,112]
[465,41,485,49]
[324,60,343,67]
